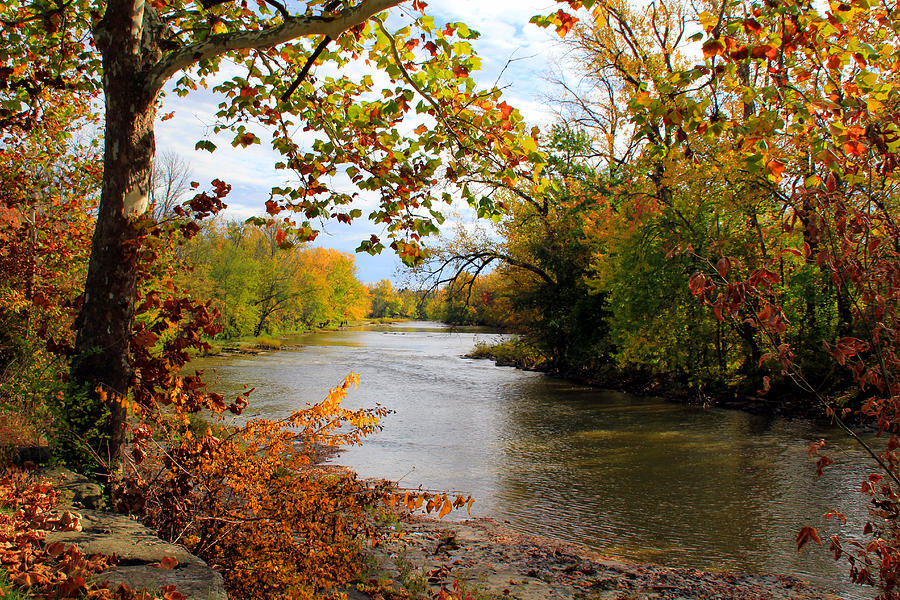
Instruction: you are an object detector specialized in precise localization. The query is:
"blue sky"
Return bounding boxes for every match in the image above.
[155,1,569,284]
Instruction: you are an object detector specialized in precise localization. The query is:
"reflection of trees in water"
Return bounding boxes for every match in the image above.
[491,382,868,589]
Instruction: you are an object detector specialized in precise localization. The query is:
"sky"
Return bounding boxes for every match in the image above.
[154,0,574,285]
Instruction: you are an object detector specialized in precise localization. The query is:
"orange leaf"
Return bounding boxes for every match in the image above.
[162,585,187,600]
[438,498,453,519]
[156,555,179,570]
[767,159,785,180]
[843,140,865,157]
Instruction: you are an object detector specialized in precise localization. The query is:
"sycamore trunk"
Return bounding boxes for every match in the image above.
[69,2,158,474]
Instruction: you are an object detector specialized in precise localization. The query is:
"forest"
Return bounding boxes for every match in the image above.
[3,0,900,598]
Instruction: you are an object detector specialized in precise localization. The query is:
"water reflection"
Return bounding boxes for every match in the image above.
[195,322,874,598]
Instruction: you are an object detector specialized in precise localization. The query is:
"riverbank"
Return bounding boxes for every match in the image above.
[359,508,835,600]
[199,319,412,357]
[184,322,868,595]
[2,462,836,600]
[465,339,822,419]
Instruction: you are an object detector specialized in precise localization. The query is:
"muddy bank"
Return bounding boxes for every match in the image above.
[359,512,834,600]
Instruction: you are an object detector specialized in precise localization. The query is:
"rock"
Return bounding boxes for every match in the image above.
[44,467,105,510]
[361,515,837,600]
[4,444,52,466]
[46,509,227,600]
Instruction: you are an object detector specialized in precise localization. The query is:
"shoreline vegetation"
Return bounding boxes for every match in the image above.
[464,338,827,419]
[198,318,412,356]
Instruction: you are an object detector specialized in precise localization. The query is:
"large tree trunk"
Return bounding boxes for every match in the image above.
[65,0,403,477]
[69,1,158,475]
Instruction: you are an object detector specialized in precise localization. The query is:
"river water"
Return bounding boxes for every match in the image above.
[195,321,877,597]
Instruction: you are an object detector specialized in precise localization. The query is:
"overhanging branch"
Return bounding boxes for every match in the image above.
[145,0,404,92]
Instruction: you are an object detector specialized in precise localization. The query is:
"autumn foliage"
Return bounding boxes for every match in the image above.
[112,371,389,599]
[523,0,900,595]
[0,90,99,423]
[0,468,190,600]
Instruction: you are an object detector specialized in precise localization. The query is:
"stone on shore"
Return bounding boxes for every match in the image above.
[45,508,227,600]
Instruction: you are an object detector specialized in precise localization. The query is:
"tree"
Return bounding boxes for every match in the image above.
[0,89,101,410]
[554,0,900,592]
[150,151,192,221]
[1,0,543,469]
[424,125,613,372]
[368,278,403,318]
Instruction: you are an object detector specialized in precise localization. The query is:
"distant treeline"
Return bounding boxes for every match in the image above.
[178,220,371,338]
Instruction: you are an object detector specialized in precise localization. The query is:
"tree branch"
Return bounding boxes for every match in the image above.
[281,35,331,101]
[145,0,404,92]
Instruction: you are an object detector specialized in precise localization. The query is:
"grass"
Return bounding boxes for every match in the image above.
[393,549,431,597]
[251,336,282,350]
[0,570,29,600]
[466,339,549,370]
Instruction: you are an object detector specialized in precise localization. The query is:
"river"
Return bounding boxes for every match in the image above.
[195,321,875,598]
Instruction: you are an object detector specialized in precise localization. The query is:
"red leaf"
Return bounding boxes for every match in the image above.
[824,510,847,524]
[796,526,822,550]
[758,375,771,395]
[265,199,282,215]
[815,455,834,477]
[132,329,158,348]
[743,18,762,34]
[808,438,826,457]
[751,45,778,60]
[716,257,731,277]
[553,9,578,36]
[702,40,724,59]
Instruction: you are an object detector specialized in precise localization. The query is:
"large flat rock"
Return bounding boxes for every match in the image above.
[45,508,227,600]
